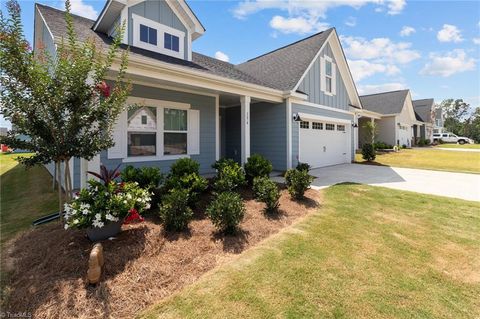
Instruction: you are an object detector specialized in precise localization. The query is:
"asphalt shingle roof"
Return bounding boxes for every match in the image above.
[413,99,434,123]
[359,90,410,115]
[36,4,334,92]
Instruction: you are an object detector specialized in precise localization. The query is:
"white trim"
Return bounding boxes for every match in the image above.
[215,95,220,161]
[240,96,251,165]
[36,6,55,42]
[290,100,354,115]
[92,0,112,31]
[164,0,191,33]
[122,154,189,163]
[127,96,191,109]
[286,98,292,169]
[298,113,351,125]
[322,55,336,96]
[131,13,185,59]
[295,34,330,94]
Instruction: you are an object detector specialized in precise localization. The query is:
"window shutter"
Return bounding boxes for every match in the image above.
[187,109,200,155]
[320,57,326,93]
[331,62,337,95]
[108,110,127,159]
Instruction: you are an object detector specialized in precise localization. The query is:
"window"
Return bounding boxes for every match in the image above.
[127,107,157,157]
[300,121,309,129]
[139,24,157,45]
[325,60,333,93]
[325,123,335,131]
[442,133,448,138]
[164,33,179,52]
[337,124,345,132]
[312,122,323,130]
[164,108,187,155]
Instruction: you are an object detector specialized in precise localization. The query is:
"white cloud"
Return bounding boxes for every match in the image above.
[348,59,400,81]
[386,0,406,15]
[420,49,476,77]
[269,16,329,34]
[437,24,463,43]
[214,51,230,62]
[345,16,357,27]
[358,82,407,95]
[473,38,480,45]
[341,36,421,64]
[58,0,98,20]
[399,26,415,37]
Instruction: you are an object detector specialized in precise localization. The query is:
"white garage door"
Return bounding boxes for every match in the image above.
[299,118,351,168]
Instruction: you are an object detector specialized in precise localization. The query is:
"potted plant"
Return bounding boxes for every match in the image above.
[64,165,151,241]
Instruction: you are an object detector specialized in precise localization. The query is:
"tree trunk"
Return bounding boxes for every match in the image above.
[53,163,57,191]
[65,158,73,201]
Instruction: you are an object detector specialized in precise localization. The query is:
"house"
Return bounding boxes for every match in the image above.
[412,98,436,142]
[34,0,366,190]
[433,106,445,134]
[358,89,423,148]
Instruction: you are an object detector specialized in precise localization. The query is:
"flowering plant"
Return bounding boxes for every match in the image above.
[64,180,151,229]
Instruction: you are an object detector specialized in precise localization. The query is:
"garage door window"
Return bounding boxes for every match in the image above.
[300,121,309,129]
[325,123,335,131]
[337,124,345,132]
[312,122,323,130]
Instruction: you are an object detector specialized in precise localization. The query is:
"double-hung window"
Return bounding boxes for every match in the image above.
[140,24,157,46]
[127,107,157,157]
[164,108,187,155]
[325,60,333,94]
[164,33,180,52]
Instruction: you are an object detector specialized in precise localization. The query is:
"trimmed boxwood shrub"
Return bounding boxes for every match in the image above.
[296,162,311,172]
[121,165,164,190]
[244,154,273,185]
[253,177,280,213]
[158,188,193,231]
[207,192,245,234]
[170,158,200,177]
[361,143,376,161]
[212,158,245,193]
[284,169,314,200]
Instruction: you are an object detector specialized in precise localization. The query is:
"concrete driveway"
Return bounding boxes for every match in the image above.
[308,164,480,202]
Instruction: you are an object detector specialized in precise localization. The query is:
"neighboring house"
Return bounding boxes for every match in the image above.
[433,107,444,133]
[34,0,364,190]
[412,98,435,142]
[359,90,423,147]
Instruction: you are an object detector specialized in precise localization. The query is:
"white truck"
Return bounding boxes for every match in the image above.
[433,132,473,144]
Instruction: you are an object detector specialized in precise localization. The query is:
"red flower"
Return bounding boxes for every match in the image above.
[124,208,144,224]
[96,81,110,98]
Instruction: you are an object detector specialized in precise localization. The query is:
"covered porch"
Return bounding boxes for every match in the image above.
[355,109,382,149]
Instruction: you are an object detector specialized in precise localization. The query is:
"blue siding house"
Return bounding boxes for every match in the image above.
[34,0,364,190]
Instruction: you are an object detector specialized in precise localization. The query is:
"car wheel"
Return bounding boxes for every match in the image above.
[458,140,465,145]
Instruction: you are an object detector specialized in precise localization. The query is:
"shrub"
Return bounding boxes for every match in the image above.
[244,154,273,185]
[121,165,164,190]
[402,144,407,149]
[170,158,200,177]
[212,159,245,193]
[296,162,311,172]
[373,141,393,150]
[418,139,426,146]
[361,143,376,161]
[158,188,193,231]
[284,169,314,200]
[424,139,431,145]
[253,177,280,213]
[164,173,208,205]
[206,192,245,234]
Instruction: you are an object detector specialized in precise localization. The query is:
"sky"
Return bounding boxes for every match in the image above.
[1,0,479,128]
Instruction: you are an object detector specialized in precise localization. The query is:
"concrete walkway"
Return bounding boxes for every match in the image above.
[436,147,480,152]
[275,164,480,202]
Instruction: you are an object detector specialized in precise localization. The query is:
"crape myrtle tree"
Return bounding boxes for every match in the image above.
[0,0,131,218]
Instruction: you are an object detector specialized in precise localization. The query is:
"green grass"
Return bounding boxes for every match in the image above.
[0,153,58,246]
[435,144,480,149]
[355,148,480,174]
[142,184,480,319]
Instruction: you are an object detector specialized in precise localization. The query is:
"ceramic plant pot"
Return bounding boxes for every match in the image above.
[86,220,122,241]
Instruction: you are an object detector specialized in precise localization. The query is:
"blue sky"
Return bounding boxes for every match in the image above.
[1,0,479,128]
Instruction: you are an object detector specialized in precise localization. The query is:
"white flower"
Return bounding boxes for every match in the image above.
[106,213,116,221]
[123,200,127,204]
[73,219,79,224]
[64,224,69,230]
[145,203,151,210]
[92,220,104,228]
[82,209,89,215]
[95,213,101,220]
[127,193,132,200]
[105,192,109,196]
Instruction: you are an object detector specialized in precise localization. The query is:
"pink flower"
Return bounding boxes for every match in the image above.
[124,208,144,224]
[96,81,110,98]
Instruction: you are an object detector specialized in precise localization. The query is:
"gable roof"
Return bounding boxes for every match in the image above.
[359,90,410,115]
[413,98,434,123]
[236,29,334,91]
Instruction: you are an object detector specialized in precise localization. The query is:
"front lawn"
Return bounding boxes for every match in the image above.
[144,184,480,319]
[355,148,480,174]
[0,153,58,246]
[435,144,480,149]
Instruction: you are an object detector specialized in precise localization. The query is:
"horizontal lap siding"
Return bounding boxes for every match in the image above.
[251,102,287,170]
[101,84,216,175]
[291,103,354,167]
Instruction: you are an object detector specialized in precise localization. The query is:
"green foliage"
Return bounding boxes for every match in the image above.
[361,143,376,161]
[362,121,378,144]
[253,177,280,213]
[402,144,407,149]
[207,192,245,234]
[417,139,431,147]
[244,154,273,185]
[284,169,314,200]
[296,162,311,172]
[212,159,245,193]
[170,158,200,177]
[373,141,393,150]
[158,188,193,231]
[121,165,164,190]
[164,173,208,205]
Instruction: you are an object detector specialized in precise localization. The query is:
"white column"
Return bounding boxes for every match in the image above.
[371,117,375,144]
[240,95,251,165]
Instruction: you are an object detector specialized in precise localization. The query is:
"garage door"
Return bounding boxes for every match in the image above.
[299,118,351,168]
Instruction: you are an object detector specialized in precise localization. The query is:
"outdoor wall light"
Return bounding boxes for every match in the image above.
[352,122,358,128]
[293,113,302,122]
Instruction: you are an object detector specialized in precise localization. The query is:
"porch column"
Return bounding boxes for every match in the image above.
[370,118,375,144]
[240,95,251,165]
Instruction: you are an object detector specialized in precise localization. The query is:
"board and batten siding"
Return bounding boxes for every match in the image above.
[297,43,350,111]
[291,103,354,167]
[101,84,217,175]
[128,1,189,60]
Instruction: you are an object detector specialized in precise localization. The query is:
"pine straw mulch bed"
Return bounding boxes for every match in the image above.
[2,187,321,319]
